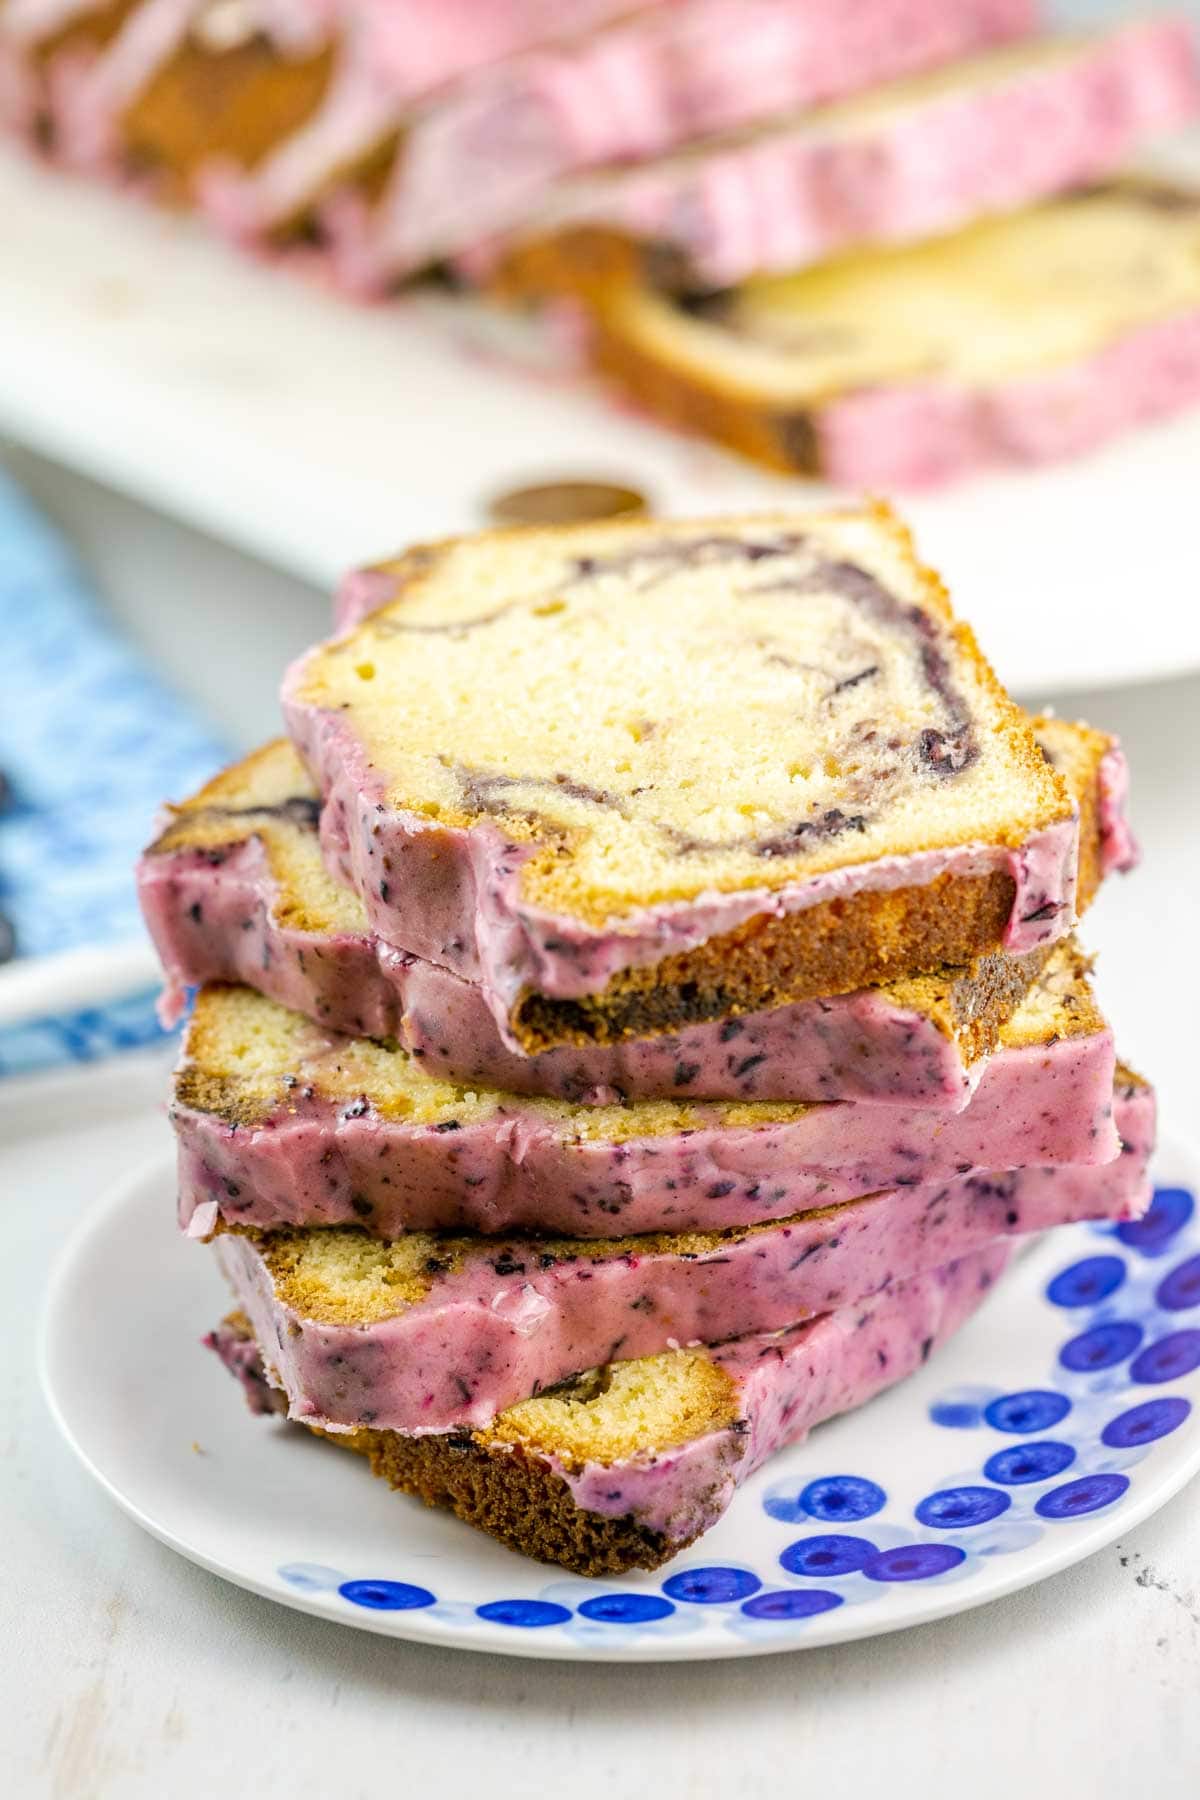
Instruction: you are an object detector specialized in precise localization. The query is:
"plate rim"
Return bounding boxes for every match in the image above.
[40,1146,1200,1663]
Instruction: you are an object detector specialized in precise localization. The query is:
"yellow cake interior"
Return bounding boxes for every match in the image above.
[602,183,1200,404]
[290,508,1069,925]
[179,934,1098,1137]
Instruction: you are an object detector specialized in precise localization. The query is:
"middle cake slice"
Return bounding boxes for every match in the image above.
[176,938,1119,1241]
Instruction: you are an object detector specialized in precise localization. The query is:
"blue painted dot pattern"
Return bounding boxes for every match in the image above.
[291,1186,1200,1646]
[798,1475,888,1522]
[476,1599,573,1628]
[1130,1330,1200,1385]
[338,1579,435,1612]
[1047,1256,1126,1308]
[915,1486,1011,1529]
[983,1390,1072,1434]
[929,1401,983,1429]
[577,1594,675,1624]
[1102,1396,1192,1448]
[1156,1255,1200,1312]
[983,1441,1076,1485]
[1035,1473,1130,1519]
[864,1545,966,1583]
[742,1589,843,1621]
[1059,1319,1144,1372]
[662,1567,761,1605]
[1116,1187,1194,1254]
[780,1535,876,1578]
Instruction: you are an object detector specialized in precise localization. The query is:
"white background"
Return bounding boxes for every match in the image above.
[2,442,1198,1798]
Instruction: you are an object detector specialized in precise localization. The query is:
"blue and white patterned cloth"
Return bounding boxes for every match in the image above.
[0,472,226,1076]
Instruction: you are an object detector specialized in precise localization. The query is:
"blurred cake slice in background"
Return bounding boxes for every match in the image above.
[485,17,1198,300]
[578,179,1200,486]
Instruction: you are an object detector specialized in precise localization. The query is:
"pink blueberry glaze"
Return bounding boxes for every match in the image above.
[285,682,1079,1028]
[465,17,1199,294]
[213,1090,1152,1437]
[137,836,1005,1109]
[175,1018,1120,1242]
[193,0,666,245]
[303,0,1038,294]
[1097,744,1139,880]
[36,0,633,176]
[812,304,1200,490]
[554,1243,1014,1541]
[204,1316,288,1417]
[207,1244,1014,1547]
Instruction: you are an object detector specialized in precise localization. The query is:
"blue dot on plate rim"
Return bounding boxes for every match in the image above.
[1156,1254,1200,1313]
[1102,1395,1192,1447]
[577,1593,675,1625]
[780,1534,877,1577]
[915,1485,1011,1529]
[742,1589,843,1621]
[930,1400,984,1429]
[662,1566,761,1605]
[1059,1319,1144,1372]
[338,1579,436,1612]
[1129,1329,1200,1385]
[863,1544,966,1583]
[1046,1255,1127,1309]
[1035,1472,1130,1519]
[983,1389,1072,1434]
[476,1598,573,1629]
[983,1440,1077,1486]
[1116,1187,1194,1255]
[799,1475,888,1522]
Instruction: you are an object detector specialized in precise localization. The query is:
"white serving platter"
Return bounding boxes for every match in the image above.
[2,144,1200,697]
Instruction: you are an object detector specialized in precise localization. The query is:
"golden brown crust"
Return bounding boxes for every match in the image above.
[30,0,138,65]
[119,33,335,203]
[511,867,1020,1051]
[588,306,825,476]
[330,1427,684,1575]
[493,227,668,306]
[1030,714,1113,915]
[215,1310,690,1573]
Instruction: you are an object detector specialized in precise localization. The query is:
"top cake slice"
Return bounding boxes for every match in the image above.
[283,504,1077,1052]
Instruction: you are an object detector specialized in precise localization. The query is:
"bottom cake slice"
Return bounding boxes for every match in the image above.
[208,1243,1013,1576]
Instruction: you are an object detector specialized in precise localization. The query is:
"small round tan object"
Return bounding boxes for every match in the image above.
[486,479,649,528]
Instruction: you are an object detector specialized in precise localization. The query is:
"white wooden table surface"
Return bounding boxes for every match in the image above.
[3,445,1199,1800]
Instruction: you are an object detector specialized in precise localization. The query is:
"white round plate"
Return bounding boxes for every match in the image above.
[42,1140,1200,1662]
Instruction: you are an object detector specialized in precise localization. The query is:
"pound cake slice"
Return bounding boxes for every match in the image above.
[488,18,1198,300]
[139,715,1134,1105]
[283,505,1078,1054]
[583,179,1200,488]
[208,1244,1014,1574]
[174,941,1119,1241]
[211,1068,1152,1436]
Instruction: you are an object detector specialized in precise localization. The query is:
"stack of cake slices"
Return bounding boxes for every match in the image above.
[6,3,1200,484]
[137,504,1153,1575]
